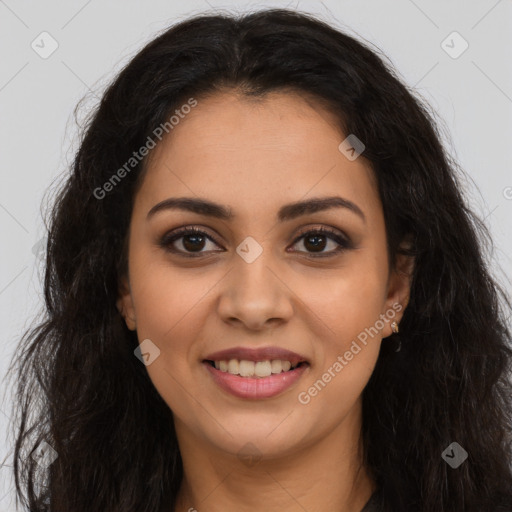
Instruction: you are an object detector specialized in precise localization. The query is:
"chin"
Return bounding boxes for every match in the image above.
[201,420,306,460]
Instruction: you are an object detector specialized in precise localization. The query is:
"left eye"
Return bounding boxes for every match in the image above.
[160,226,351,258]
[289,228,350,257]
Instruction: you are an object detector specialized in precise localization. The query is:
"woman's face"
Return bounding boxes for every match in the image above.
[118,90,411,459]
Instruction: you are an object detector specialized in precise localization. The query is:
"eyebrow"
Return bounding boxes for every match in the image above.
[146,195,366,224]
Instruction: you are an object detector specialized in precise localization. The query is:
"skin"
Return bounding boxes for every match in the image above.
[117,90,414,512]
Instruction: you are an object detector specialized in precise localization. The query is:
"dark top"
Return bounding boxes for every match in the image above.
[360,490,379,512]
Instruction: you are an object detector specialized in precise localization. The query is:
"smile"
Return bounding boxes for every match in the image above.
[203,360,309,399]
[207,358,303,377]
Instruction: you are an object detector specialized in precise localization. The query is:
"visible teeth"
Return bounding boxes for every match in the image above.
[227,359,239,375]
[271,360,282,373]
[254,360,272,377]
[212,359,300,378]
[281,360,291,372]
[239,360,255,377]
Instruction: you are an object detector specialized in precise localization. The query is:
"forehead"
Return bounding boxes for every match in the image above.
[136,90,380,223]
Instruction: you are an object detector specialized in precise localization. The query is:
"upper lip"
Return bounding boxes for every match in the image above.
[204,346,309,366]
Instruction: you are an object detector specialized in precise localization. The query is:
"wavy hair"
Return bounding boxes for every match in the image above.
[6,8,512,512]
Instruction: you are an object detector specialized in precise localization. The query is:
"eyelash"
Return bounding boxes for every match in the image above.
[159,225,352,258]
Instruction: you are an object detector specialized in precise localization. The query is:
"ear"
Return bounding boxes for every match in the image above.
[116,275,137,331]
[382,239,415,338]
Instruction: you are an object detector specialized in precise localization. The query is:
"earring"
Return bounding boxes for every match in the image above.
[390,321,401,352]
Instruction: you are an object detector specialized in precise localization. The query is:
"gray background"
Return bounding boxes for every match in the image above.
[1,0,511,509]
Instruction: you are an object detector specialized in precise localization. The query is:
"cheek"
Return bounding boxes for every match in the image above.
[128,256,212,382]
[296,271,385,415]
[129,249,208,335]
[292,256,389,406]
[128,258,211,414]
[295,258,388,342]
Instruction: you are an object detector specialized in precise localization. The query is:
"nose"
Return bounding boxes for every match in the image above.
[217,249,294,331]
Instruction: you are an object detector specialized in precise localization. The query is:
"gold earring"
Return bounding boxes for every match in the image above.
[391,321,399,334]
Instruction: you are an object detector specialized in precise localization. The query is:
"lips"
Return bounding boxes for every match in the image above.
[203,346,309,366]
[202,346,310,399]
[204,361,309,399]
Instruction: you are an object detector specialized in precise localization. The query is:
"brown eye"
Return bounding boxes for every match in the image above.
[159,225,352,258]
[160,227,222,256]
[289,227,352,257]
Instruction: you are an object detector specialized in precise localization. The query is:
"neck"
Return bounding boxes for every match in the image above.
[172,402,375,512]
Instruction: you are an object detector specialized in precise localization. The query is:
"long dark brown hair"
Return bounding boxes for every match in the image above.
[6,8,512,512]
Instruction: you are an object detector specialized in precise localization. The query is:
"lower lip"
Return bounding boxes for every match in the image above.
[203,362,309,399]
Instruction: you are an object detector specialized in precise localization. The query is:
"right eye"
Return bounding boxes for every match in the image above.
[159,226,224,257]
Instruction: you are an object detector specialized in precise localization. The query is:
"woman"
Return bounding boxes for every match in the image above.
[6,8,512,512]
